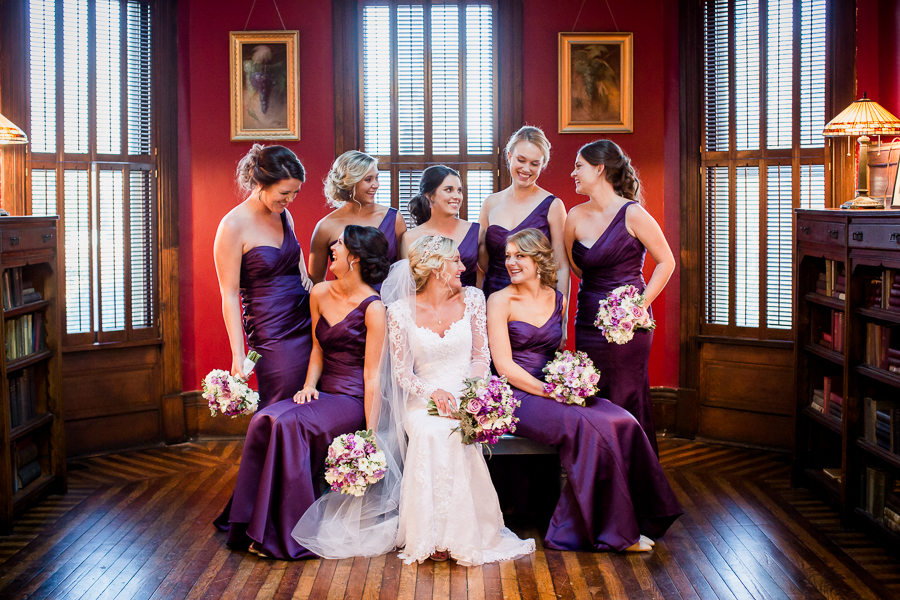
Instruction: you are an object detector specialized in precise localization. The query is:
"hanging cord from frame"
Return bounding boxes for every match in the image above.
[573,0,619,31]
[244,0,287,31]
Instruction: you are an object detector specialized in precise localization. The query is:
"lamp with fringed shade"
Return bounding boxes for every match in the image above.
[823,93,900,209]
[0,113,27,145]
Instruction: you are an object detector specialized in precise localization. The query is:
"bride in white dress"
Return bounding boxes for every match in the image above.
[291,235,534,566]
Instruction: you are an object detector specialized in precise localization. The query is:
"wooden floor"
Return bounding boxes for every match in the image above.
[0,438,898,600]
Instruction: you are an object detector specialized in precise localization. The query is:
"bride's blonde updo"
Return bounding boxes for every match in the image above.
[408,235,458,291]
[324,150,378,209]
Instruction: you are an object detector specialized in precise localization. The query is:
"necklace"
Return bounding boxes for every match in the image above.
[420,301,444,325]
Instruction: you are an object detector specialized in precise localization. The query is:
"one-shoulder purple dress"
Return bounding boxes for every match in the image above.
[329,207,399,291]
[241,211,312,408]
[214,296,377,559]
[483,195,555,298]
[571,201,658,454]
[458,222,480,287]
[508,290,681,551]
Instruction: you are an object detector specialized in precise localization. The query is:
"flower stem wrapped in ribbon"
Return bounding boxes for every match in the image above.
[542,350,600,406]
[324,430,388,497]
[242,349,261,379]
[202,369,260,417]
[427,375,520,446]
[594,285,656,345]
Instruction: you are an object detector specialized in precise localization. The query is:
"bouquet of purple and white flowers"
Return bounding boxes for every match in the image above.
[542,350,600,406]
[594,285,655,345]
[202,369,260,418]
[325,430,388,497]
[428,375,520,446]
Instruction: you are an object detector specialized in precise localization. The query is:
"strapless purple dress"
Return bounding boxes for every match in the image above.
[458,222,479,287]
[572,202,658,454]
[214,296,377,559]
[508,290,681,551]
[483,195,554,298]
[241,211,312,408]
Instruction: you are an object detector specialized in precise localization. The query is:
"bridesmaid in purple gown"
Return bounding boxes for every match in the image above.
[401,165,480,287]
[487,229,681,552]
[215,225,390,559]
[214,144,313,408]
[309,151,405,283]
[479,126,568,300]
[565,141,676,455]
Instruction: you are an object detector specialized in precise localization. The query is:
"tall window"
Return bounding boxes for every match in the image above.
[27,0,157,346]
[361,0,498,224]
[702,0,827,339]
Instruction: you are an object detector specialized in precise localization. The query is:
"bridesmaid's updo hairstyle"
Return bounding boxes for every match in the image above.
[236,144,306,194]
[506,228,558,289]
[408,235,459,291]
[578,140,643,205]
[324,151,378,209]
[343,225,391,286]
[408,165,460,226]
[505,125,551,170]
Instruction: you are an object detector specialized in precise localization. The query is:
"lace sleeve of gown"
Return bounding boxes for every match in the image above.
[465,287,491,380]
[387,301,438,400]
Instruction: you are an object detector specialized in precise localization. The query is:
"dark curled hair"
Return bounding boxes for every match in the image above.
[578,140,643,205]
[343,225,391,286]
[408,165,461,225]
[236,144,306,194]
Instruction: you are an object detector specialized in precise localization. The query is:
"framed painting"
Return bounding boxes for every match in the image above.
[558,33,633,133]
[229,31,300,141]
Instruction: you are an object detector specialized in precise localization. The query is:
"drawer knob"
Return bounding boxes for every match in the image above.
[42,234,52,243]
[829,229,839,239]
[891,232,900,243]
[852,231,864,241]
[9,236,20,246]
[800,226,811,235]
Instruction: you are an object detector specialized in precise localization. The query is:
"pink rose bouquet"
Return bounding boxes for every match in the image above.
[594,285,655,345]
[428,375,520,446]
[542,350,600,406]
[202,369,260,418]
[325,430,388,497]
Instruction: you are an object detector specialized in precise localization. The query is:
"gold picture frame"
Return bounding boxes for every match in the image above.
[229,31,300,141]
[558,32,633,134]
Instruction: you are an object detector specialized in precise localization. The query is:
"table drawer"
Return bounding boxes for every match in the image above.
[797,220,846,245]
[1,228,56,253]
[847,223,900,250]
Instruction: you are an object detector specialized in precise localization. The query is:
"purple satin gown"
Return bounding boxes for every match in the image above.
[458,222,480,288]
[483,195,555,298]
[572,201,658,454]
[215,296,377,559]
[509,290,681,551]
[241,211,312,408]
[329,207,399,291]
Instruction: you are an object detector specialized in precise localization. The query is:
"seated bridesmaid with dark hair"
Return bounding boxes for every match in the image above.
[214,143,312,408]
[400,165,480,287]
[486,228,681,553]
[215,225,390,560]
[308,151,406,284]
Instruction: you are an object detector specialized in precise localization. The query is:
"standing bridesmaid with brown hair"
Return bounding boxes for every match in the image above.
[213,144,313,408]
[564,140,675,454]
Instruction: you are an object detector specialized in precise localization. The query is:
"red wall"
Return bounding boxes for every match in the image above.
[857,0,900,116]
[178,0,682,390]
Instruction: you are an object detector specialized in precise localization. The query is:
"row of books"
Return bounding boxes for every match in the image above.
[8,367,37,429]
[815,260,846,300]
[11,437,43,493]
[865,269,900,311]
[817,309,845,353]
[864,469,900,531]
[1,267,42,310]
[865,323,899,373]
[810,376,843,421]
[5,313,43,361]
[864,397,900,455]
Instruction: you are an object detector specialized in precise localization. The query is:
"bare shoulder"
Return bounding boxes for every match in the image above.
[625,201,653,223]
[481,190,505,216]
[309,281,332,301]
[404,225,425,245]
[486,286,511,310]
[365,298,386,319]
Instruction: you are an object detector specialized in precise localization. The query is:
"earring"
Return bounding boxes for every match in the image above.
[349,260,355,271]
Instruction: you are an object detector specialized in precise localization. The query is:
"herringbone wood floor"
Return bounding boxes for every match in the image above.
[0,437,897,599]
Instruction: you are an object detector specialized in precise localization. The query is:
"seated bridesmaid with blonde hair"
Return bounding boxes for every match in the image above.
[486,228,681,553]
[308,150,406,283]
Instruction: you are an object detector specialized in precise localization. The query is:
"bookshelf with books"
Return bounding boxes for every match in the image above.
[0,217,64,534]
[794,209,900,548]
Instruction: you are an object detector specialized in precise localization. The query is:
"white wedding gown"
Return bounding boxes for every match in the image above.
[387,286,536,566]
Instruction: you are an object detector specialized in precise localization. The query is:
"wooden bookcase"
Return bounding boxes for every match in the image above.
[0,216,64,534]
[794,208,900,547]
